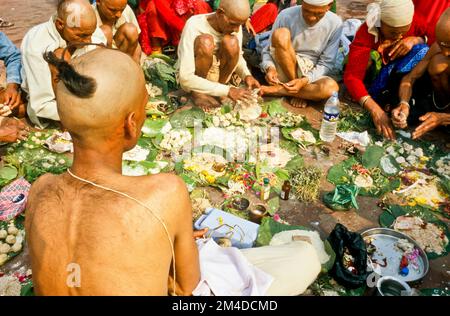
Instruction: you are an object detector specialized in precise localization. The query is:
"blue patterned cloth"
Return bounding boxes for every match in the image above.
[368,44,429,99]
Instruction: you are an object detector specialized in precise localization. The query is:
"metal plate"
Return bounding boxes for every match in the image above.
[361,228,429,283]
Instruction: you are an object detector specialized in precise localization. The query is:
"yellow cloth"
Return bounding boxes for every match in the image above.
[240,241,321,296]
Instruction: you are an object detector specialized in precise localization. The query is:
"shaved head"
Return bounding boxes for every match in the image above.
[57,0,96,27]
[218,0,250,21]
[54,49,147,142]
[436,8,450,43]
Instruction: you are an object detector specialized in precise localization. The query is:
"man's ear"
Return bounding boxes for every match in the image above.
[55,18,65,31]
[327,3,333,11]
[124,112,138,140]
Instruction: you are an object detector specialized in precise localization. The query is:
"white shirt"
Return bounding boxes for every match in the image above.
[177,14,252,97]
[21,16,106,128]
[261,6,343,83]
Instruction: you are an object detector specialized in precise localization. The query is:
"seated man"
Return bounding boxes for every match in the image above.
[177,0,261,109]
[25,48,201,296]
[0,32,25,117]
[392,8,450,139]
[94,0,142,62]
[260,0,342,108]
[21,0,106,128]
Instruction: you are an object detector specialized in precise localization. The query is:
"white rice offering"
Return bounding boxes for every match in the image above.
[270,230,330,264]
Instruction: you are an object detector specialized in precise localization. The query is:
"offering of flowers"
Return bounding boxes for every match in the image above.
[0,220,24,267]
[159,129,192,152]
[290,128,316,144]
[258,143,293,168]
[183,153,229,184]
[270,112,304,127]
[393,216,449,255]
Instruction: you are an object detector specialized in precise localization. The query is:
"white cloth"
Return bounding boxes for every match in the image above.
[261,6,343,83]
[303,0,333,5]
[336,131,371,147]
[93,3,141,39]
[366,0,415,42]
[177,14,252,97]
[21,16,106,128]
[241,241,321,296]
[193,239,273,296]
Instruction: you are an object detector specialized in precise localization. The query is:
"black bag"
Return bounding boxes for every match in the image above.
[327,224,369,289]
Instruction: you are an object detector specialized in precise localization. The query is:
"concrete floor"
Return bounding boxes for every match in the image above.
[0,0,449,293]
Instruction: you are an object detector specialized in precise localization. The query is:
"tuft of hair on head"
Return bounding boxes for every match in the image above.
[43,50,97,98]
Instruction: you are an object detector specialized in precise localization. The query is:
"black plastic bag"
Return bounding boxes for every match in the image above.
[327,224,369,289]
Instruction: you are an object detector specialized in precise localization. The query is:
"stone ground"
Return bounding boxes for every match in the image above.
[0,0,449,293]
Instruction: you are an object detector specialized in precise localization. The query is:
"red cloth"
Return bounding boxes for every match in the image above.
[413,0,450,44]
[250,3,278,34]
[343,15,429,102]
[138,0,212,55]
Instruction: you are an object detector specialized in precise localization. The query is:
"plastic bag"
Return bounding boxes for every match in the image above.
[323,185,360,211]
[327,224,369,289]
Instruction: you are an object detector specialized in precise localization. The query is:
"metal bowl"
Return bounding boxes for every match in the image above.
[231,197,250,211]
[361,228,429,283]
[249,205,268,224]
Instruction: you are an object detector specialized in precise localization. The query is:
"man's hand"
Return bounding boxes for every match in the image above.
[265,67,280,86]
[372,108,396,140]
[193,228,209,240]
[389,37,419,60]
[245,19,256,37]
[2,83,21,110]
[412,112,447,139]
[244,75,260,90]
[283,78,308,94]
[228,87,252,102]
[391,103,410,129]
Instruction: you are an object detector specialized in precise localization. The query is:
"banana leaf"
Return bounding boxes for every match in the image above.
[170,107,205,129]
[0,165,18,187]
[141,118,169,138]
[362,145,385,169]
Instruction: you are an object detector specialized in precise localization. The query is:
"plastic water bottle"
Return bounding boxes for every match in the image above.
[320,92,340,142]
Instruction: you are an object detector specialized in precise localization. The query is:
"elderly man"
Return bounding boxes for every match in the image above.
[259,0,342,108]
[177,0,261,109]
[0,32,25,116]
[25,48,201,296]
[94,0,142,62]
[392,8,450,139]
[21,0,106,128]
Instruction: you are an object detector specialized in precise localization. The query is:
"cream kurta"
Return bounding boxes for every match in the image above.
[21,16,106,128]
[177,14,252,97]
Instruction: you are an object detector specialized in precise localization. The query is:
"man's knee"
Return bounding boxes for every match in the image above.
[428,54,449,78]
[194,34,215,58]
[117,23,139,43]
[271,28,291,49]
[319,78,339,99]
[220,34,239,57]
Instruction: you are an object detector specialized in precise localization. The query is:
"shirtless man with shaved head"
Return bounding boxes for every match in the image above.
[177,0,261,109]
[21,0,106,128]
[94,0,142,62]
[392,8,450,139]
[25,49,200,295]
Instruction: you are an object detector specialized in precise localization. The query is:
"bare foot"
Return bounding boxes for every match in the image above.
[290,98,308,108]
[191,91,221,111]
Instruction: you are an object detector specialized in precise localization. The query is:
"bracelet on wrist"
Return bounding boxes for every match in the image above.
[359,95,371,107]
[399,100,410,109]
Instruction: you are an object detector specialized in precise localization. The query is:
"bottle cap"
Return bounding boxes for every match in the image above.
[263,178,270,185]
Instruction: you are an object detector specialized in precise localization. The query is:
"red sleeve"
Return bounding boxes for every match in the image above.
[406,14,431,42]
[344,23,376,102]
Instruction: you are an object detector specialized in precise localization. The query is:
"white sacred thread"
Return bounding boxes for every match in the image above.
[67,169,177,295]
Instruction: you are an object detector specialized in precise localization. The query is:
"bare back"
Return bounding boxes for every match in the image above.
[25,172,196,296]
